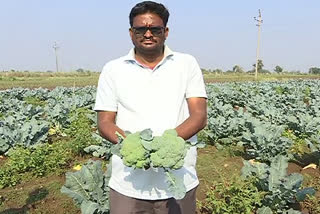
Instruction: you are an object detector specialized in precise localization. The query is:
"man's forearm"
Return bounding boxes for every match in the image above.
[175,113,207,140]
[98,121,125,144]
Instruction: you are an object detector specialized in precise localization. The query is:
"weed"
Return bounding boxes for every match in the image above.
[303,195,320,214]
[24,96,47,107]
[198,177,264,214]
[0,141,72,188]
[65,108,99,155]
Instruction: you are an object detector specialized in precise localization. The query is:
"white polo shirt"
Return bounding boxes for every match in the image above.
[94,46,207,200]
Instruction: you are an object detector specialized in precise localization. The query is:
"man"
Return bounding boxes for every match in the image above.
[94,1,207,213]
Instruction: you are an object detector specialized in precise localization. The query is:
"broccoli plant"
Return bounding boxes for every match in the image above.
[83,133,114,160]
[61,160,110,214]
[0,116,49,154]
[240,121,293,163]
[241,155,315,213]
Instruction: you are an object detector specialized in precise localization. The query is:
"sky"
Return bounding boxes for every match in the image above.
[0,0,319,73]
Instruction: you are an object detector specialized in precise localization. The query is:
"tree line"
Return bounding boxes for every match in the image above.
[201,60,320,74]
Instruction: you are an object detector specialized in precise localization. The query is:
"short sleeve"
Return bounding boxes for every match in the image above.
[94,64,118,112]
[185,56,207,99]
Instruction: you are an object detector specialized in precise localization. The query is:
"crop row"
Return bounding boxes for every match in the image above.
[0,80,319,213]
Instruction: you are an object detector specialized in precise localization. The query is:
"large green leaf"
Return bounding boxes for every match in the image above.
[285,208,301,214]
[257,206,273,214]
[140,128,153,141]
[268,155,288,190]
[61,160,110,213]
[296,187,316,201]
[284,173,303,190]
[165,171,186,200]
[61,172,91,205]
[80,200,100,214]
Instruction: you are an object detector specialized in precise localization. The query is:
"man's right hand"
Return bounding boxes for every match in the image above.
[97,111,126,144]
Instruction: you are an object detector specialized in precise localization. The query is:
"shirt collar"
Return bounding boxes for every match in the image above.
[123,45,174,62]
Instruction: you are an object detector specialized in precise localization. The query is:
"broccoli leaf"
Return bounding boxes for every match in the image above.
[141,140,153,151]
[140,128,153,141]
[80,200,100,214]
[296,187,316,201]
[61,160,110,214]
[84,145,110,158]
[165,171,186,200]
[257,206,273,214]
[285,208,302,214]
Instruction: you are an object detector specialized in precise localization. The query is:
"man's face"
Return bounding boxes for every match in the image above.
[130,12,168,53]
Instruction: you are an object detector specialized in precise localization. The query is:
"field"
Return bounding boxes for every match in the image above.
[0,72,100,90]
[1,71,320,89]
[0,72,320,214]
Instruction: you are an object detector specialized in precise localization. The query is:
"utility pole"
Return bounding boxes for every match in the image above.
[53,42,59,72]
[254,9,263,80]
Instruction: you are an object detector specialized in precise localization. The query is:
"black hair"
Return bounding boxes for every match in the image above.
[129,1,169,27]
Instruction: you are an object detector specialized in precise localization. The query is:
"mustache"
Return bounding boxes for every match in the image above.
[140,37,156,42]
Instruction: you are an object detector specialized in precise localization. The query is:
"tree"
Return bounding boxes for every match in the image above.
[76,68,85,73]
[232,65,244,73]
[274,65,283,73]
[252,59,264,73]
[309,67,320,74]
[213,69,223,73]
[201,68,210,74]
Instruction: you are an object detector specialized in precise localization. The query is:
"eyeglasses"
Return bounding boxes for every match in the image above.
[131,26,165,37]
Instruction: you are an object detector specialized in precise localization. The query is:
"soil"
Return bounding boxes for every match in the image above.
[287,162,303,174]
[0,156,7,167]
[0,175,80,214]
[196,145,244,202]
[0,155,99,214]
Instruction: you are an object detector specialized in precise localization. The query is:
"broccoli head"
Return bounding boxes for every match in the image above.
[150,129,187,170]
[120,132,150,169]
[117,129,192,199]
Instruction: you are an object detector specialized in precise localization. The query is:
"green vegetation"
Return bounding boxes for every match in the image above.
[0,71,100,89]
[1,79,320,213]
[61,160,110,214]
[0,141,72,189]
[198,177,264,214]
[65,108,99,155]
[119,129,189,170]
[24,96,47,107]
[1,70,320,89]
[242,156,315,213]
[150,129,187,169]
[304,196,320,214]
[118,129,196,199]
[0,97,102,189]
[120,130,151,169]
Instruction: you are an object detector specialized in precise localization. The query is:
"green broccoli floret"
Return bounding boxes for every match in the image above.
[120,132,149,169]
[150,129,187,170]
[118,129,190,199]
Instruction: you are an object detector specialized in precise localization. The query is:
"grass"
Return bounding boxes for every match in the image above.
[1,71,320,89]
[204,73,320,83]
[196,145,244,201]
[0,72,100,89]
